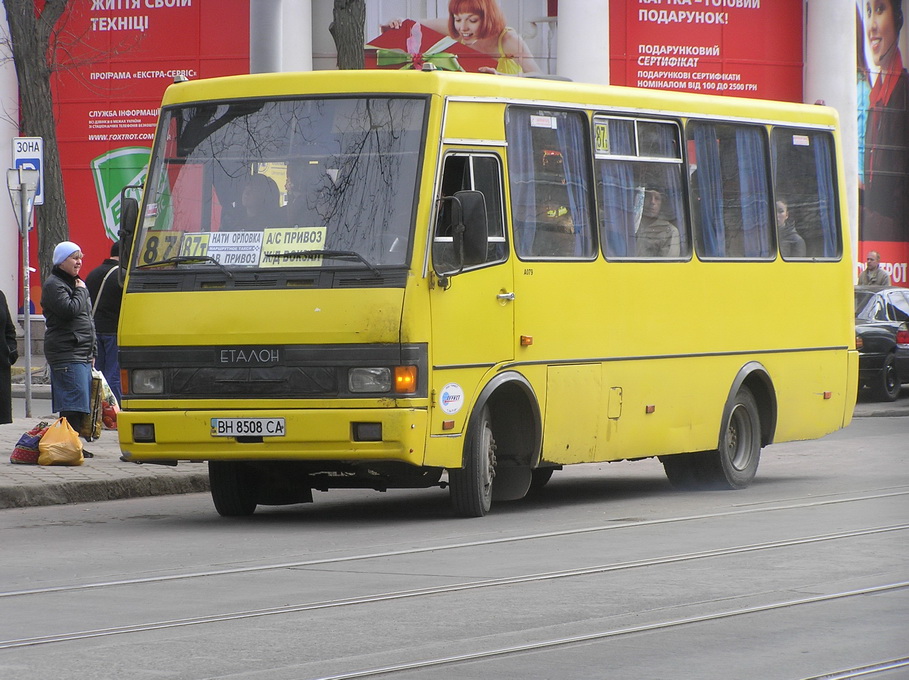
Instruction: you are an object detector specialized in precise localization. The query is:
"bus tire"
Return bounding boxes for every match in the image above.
[700,386,761,489]
[449,406,496,517]
[529,466,555,491]
[660,452,707,489]
[209,461,258,516]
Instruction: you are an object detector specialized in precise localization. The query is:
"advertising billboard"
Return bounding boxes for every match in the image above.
[40,0,250,300]
[609,0,803,102]
[857,0,909,286]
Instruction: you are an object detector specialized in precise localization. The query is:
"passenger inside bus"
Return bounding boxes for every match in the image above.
[776,199,806,257]
[635,186,680,257]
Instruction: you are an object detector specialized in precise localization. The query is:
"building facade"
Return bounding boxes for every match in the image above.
[1,0,905,316]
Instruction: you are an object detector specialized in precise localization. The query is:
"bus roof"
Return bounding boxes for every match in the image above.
[161,69,839,129]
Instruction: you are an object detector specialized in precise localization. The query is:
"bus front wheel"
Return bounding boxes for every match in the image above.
[449,406,496,517]
[209,461,258,516]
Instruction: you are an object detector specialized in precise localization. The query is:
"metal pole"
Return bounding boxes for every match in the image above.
[20,181,32,418]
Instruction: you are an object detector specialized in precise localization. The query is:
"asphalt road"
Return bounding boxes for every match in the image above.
[0,411,906,680]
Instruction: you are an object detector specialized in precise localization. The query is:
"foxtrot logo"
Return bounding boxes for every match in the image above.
[440,383,465,415]
[91,146,150,240]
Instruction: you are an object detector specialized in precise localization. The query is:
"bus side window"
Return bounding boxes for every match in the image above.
[598,117,688,259]
[688,122,773,259]
[506,107,595,260]
[432,154,506,274]
[771,128,841,260]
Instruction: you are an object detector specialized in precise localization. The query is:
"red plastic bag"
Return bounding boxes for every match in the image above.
[102,399,119,430]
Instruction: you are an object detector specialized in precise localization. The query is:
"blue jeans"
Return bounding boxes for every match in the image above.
[96,333,122,404]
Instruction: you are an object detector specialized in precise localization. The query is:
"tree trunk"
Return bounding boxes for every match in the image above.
[4,0,69,283]
[330,0,366,70]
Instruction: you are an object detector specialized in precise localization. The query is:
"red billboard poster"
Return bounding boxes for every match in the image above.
[857,0,909,287]
[609,0,803,102]
[41,0,250,297]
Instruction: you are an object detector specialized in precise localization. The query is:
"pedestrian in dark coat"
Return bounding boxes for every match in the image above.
[0,289,18,424]
[86,241,122,403]
[41,241,96,435]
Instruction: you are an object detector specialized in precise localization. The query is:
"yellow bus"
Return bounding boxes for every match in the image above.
[117,70,857,517]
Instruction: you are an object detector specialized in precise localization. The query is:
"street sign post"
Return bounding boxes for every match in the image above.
[7,160,41,418]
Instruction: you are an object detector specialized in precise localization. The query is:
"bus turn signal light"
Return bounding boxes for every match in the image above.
[394,366,417,393]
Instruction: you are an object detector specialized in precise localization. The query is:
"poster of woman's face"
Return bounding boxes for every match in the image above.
[858,0,909,284]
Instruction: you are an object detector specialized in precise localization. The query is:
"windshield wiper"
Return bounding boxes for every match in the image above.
[262,249,380,277]
[136,255,233,278]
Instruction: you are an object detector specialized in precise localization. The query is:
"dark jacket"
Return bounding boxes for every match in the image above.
[85,258,122,335]
[41,267,96,365]
[0,290,17,369]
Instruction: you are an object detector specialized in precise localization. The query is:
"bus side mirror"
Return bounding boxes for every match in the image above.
[452,190,488,269]
[119,195,139,285]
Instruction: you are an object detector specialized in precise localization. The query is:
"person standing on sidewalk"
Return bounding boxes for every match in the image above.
[0,289,19,424]
[41,241,96,437]
[858,250,892,286]
[86,242,122,403]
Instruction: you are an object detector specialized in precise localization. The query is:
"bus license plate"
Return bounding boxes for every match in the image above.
[211,418,285,437]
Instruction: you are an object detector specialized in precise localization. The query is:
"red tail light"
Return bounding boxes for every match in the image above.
[897,330,909,346]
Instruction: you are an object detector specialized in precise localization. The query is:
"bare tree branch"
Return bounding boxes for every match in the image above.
[4,0,69,281]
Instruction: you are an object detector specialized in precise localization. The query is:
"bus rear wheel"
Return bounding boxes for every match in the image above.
[209,461,258,516]
[660,452,707,489]
[449,407,496,517]
[699,386,761,489]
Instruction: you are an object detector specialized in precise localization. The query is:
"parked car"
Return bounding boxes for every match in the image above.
[855,286,909,401]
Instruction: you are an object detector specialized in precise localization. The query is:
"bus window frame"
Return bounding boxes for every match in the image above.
[432,151,509,277]
[770,125,843,262]
[505,105,599,263]
[685,119,776,262]
[594,114,691,262]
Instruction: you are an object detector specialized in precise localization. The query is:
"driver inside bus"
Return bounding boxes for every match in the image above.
[222,173,281,231]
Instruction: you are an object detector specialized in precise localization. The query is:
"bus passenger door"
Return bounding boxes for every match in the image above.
[430,153,514,408]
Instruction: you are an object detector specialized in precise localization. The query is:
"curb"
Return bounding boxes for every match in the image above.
[0,473,210,510]
[852,407,909,418]
[11,384,52,398]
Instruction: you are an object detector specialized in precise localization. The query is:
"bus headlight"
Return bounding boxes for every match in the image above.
[349,368,392,393]
[131,369,164,394]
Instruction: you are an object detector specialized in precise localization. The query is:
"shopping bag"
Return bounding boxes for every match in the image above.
[38,417,84,466]
[93,368,119,429]
[10,421,50,465]
[93,368,117,406]
[78,375,104,441]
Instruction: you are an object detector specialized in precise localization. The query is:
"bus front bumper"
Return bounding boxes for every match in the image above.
[118,408,433,466]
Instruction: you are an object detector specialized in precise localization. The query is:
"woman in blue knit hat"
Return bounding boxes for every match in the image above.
[41,242,96,439]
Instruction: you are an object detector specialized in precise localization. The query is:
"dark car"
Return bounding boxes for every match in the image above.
[855,286,909,401]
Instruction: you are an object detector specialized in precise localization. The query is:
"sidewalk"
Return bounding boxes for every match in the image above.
[1,388,907,510]
[2,359,208,510]
[0,415,209,510]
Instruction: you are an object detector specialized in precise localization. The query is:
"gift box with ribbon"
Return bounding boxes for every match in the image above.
[365,19,497,73]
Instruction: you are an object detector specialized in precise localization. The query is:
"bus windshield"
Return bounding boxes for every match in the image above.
[133,96,427,271]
